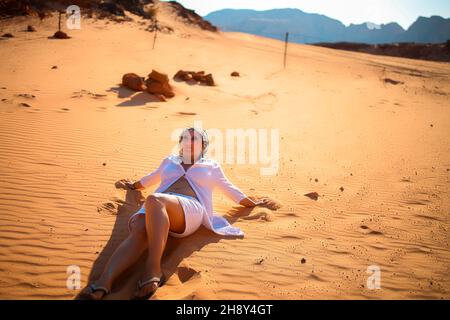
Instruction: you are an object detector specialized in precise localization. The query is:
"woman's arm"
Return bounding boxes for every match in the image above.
[213,164,271,207]
[214,164,248,204]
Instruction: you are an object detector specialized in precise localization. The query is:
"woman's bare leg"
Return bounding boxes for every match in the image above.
[87,215,148,299]
[134,194,185,297]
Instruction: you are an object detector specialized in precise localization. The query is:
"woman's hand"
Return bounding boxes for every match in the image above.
[240,196,281,210]
[116,178,140,190]
[240,196,271,208]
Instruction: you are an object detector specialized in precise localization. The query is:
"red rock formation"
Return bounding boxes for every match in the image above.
[52,31,70,39]
[173,70,215,86]
[122,73,146,91]
[146,70,174,98]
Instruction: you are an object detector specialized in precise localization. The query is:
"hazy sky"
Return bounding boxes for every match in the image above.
[162,0,450,29]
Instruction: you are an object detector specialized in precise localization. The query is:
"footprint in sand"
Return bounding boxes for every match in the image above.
[249,92,277,111]
[242,208,275,222]
[109,196,134,207]
[160,263,202,287]
[153,263,212,300]
[71,90,107,99]
[98,195,142,215]
[97,201,117,215]
[15,93,36,99]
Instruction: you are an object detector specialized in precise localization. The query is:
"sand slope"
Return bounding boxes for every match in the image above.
[0,11,449,299]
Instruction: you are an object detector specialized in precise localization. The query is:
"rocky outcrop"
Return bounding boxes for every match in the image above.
[313,41,450,62]
[0,0,218,33]
[166,1,218,32]
[174,70,215,86]
[122,73,146,91]
[146,70,175,98]
[52,31,70,39]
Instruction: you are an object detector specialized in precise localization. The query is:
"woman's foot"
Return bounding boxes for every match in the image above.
[78,283,111,300]
[133,273,166,300]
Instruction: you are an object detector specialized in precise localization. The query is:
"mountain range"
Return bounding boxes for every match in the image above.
[204,8,450,44]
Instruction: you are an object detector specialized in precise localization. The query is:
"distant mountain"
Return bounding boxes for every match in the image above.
[204,9,450,44]
[365,22,381,30]
[204,8,346,43]
[344,22,404,44]
[400,15,450,43]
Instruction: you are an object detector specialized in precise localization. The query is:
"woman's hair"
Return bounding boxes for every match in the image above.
[178,127,209,157]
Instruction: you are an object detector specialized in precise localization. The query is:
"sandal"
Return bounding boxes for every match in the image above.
[78,283,110,300]
[132,273,166,300]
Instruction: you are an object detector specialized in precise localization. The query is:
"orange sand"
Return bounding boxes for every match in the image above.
[0,7,449,299]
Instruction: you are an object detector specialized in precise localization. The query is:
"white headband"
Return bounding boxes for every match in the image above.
[179,127,209,156]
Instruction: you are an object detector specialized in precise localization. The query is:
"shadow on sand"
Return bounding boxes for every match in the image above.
[75,183,253,300]
[108,86,162,107]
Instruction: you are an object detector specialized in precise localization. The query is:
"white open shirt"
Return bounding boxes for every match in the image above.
[139,154,248,237]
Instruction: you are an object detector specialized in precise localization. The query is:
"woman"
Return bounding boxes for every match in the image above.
[79,127,270,300]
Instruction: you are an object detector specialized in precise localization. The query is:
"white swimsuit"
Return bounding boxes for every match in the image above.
[128,154,248,238]
[128,192,206,238]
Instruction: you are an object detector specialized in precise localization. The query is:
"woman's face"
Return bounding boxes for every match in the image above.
[180,129,203,162]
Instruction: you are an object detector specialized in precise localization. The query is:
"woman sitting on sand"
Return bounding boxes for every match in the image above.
[79,127,271,300]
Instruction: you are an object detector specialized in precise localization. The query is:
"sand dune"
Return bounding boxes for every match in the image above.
[0,11,449,299]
